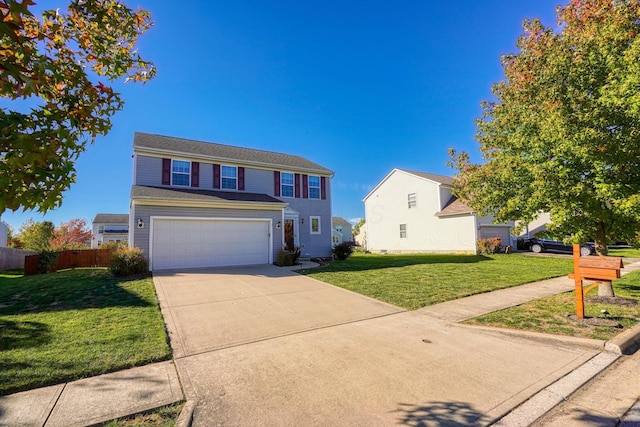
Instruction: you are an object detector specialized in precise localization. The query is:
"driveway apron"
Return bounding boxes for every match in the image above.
[153,265,601,426]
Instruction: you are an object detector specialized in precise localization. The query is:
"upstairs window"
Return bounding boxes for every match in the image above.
[172,160,190,186]
[400,224,407,238]
[308,175,321,199]
[408,193,417,208]
[221,166,237,190]
[281,172,294,197]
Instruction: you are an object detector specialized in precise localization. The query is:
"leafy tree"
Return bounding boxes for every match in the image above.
[18,218,54,251]
[449,0,640,261]
[353,218,365,237]
[1,0,155,213]
[50,217,91,249]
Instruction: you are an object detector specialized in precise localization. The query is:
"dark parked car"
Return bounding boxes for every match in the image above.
[522,238,594,256]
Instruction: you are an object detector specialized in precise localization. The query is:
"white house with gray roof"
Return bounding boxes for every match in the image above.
[92,214,129,248]
[130,132,333,270]
[363,168,512,254]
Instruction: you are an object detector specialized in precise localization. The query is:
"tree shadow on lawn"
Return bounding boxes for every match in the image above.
[0,319,51,350]
[303,254,494,274]
[0,273,152,315]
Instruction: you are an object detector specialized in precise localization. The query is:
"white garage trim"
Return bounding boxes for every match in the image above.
[149,216,273,271]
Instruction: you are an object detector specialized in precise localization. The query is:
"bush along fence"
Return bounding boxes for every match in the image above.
[24,249,114,276]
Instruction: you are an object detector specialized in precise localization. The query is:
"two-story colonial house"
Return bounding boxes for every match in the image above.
[129,132,333,270]
[364,169,512,254]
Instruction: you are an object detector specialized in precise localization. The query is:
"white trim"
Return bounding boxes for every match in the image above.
[171,159,191,187]
[221,164,238,190]
[280,171,295,198]
[308,175,321,199]
[148,216,273,271]
[310,215,321,235]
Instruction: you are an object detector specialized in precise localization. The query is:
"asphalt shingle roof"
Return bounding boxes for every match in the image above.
[131,185,286,205]
[435,196,474,217]
[93,214,129,224]
[332,217,352,227]
[398,169,454,186]
[134,132,333,175]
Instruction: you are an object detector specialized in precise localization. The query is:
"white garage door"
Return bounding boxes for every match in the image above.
[151,218,270,270]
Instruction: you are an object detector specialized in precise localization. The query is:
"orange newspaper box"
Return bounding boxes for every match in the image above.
[568,244,623,318]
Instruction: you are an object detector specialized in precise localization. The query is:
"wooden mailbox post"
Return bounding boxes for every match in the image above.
[568,244,623,318]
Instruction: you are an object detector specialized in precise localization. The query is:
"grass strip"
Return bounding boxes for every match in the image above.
[0,268,171,395]
[464,270,640,340]
[300,253,573,310]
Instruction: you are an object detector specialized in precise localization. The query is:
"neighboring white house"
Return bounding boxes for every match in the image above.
[363,169,513,254]
[332,217,353,245]
[92,214,129,248]
[0,217,8,247]
[517,212,551,238]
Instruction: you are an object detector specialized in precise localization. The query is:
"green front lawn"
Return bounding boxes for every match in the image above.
[300,253,573,310]
[609,248,640,258]
[465,271,640,340]
[0,269,171,395]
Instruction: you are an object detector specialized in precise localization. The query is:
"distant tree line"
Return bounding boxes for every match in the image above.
[7,218,92,251]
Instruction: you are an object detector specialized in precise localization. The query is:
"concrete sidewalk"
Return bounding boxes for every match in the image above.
[1,260,639,426]
[0,361,183,427]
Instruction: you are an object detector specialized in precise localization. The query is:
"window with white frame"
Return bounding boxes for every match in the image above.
[408,193,417,208]
[281,172,294,197]
[310,216,321,234]
[221,165,237,190]
[172,160,190,186]
[399,224,407,238]
[308,175,321,199]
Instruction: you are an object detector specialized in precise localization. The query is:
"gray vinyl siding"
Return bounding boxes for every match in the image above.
[285,180,332,257]
[135,155,162,186]
[132,153,333,258]
[244,168,274,194]
[131,204,282,259]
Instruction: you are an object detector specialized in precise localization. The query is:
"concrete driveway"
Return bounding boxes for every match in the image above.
[152,264,404,358]
[153,265,601,426]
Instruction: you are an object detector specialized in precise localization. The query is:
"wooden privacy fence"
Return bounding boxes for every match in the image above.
[24,249,114,276]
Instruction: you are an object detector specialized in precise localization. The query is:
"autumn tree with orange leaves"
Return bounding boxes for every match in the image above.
[449,0,640,265]
[0,0,155,213]
[50,217,91,249]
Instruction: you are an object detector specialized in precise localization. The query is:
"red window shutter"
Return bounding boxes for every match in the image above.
[294,173,301,198]
[191,162,199,187]
[274,171,280,197]
[238,167,245,191]
[162,158,171,185]
[302,175,309,199]
[321,176,327,200]
[213,164,220,189]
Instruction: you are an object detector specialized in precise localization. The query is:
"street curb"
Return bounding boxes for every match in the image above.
[492,352,620,426]
[175,400,195,427]
[456,322,605,351]
[604,322,640,355]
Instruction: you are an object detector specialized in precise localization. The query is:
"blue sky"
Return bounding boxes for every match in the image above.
[1,0,561,231]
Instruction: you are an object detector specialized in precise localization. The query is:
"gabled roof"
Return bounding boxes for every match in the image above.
[396,169,454,186]
[93,214,129,224]
[131,185,287,206]
[363,168,455,201]
[133,132,333,175]
[435,196,474,217]
[332,217,352,228]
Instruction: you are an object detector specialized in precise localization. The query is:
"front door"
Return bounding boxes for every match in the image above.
[284,219,295,251]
